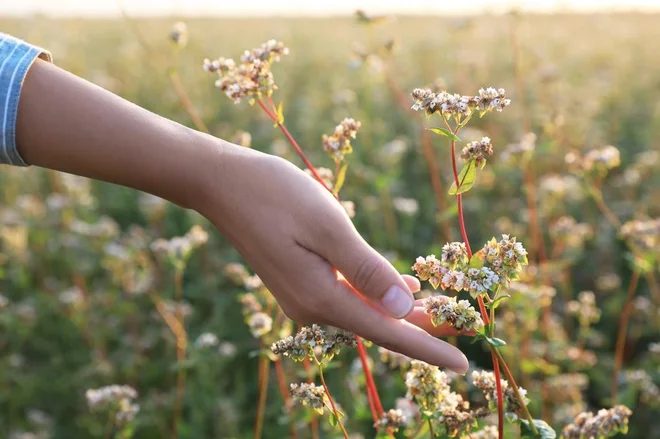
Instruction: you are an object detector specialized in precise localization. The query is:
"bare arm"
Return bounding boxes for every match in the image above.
[16,59,469,373]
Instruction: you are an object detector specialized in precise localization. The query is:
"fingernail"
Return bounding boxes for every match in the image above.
[381,285,414,318]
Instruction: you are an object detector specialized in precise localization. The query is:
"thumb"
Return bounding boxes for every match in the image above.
[325,230,415,319]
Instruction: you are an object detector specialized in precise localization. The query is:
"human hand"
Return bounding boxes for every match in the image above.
[196,143,469,374]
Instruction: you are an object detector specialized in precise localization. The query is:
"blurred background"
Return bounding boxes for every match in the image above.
[1,1,659,438]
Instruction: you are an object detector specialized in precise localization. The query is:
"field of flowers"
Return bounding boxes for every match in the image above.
[1,10,659,439]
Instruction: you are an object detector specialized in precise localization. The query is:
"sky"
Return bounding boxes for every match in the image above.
[1,0,659,17]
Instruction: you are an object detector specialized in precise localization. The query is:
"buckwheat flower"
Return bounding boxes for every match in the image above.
[244,274,264,290]
[441,242,469,268]
[150,236,193,260]
[584,145,620,172]
[305,167,334,187]
[379,347,412,370]
[185,225,209,248]
[169,21,188,48]
[224,263,250,285]
[322,118,361,161]
[475,87,511,113]
[238,291,262,314]
[561,405,632,439]
[424,295,484,332]
[481,235,528,288]
[405,360,451,412]
[392,197,419,215]
[620,218,660,254]
[290,383,328,414]
[340,200,356,218]
[624,370,660,406]
[412,255,443,288]
[410,88,436,113]
[195,332,219,348]
[248,312,272,338]
[472,425,499,439]
[374,409,406,432]
[472,370,528,415]
[460,137,494,168]
[86,385,138,411]
[538,174,583,201]
[58,287,84,307]
[566,291,601,326]
[465,267,500,298]
[322,329,357,358]
[271,324,327,361]
[439,268,467,292]
[501,132,537,164]
[550,216,593,249]
[436,406,490,438]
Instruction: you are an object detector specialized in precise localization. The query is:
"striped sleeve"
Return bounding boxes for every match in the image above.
[0,33,52,167]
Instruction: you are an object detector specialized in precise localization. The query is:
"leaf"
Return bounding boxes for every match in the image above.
[469,250,485,269]
[274,102,285,126]
[428,127,461,141]
[486,337,507,347]
[448,160,477,195]
[333,162,349,195]
[329,412,338,426]
[520,419,557,438]
[486,294,511,310]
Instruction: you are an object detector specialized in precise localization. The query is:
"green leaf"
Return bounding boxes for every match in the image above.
[333,162,349,195]
[429,127,461,141]
[520,419,557,438]
[486,294,511,310]
[329,412,338,426]
[448,160,477,195]
[469,250,485,269]
[485,337,507,347]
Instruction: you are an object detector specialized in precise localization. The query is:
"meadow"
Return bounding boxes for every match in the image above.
[0,11,659,439]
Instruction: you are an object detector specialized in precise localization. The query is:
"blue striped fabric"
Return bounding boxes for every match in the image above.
[0,33,52,167]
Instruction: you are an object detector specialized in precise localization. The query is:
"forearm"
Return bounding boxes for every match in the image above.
[16,59,222,210]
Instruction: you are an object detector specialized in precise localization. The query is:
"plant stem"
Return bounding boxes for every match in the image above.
[302,358,321,439]
[257,100,333,195]
[356,336,384,417]
[450,139,472,257]
[254,355,270,439]
[169,70,209,133]
[612,270,640,403]
[588,183,622,229]
[172,265,187,439]
[428,418,436,438]
[491,351,505,439]
[318,364,350,439]
[493,348,538,435]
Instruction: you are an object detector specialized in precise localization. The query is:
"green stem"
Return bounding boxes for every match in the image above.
[493,348,538,435]
[428,419,436,439]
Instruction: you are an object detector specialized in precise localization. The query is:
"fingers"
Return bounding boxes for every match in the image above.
[319,230,415,319]
[331,278,469,374]
[405,306,475,337]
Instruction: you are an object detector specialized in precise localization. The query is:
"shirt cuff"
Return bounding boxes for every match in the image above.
[0,33,53,167]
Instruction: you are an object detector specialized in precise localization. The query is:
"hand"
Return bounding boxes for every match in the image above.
[196,146,469,374]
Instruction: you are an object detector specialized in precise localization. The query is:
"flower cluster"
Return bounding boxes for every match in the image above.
[561,405,632,439]
[379,347,412,370]
[322,118,361,161]
[203,40,289,104]
[169,21,188,48]
[290,383,328,414]
[624,370,660,407]
[565,145,621,176]
[472,426,499,439]
[374,409,407,432]
[150,225,209,261]
[550,216,594,250]
[472,370,529,416]
[620,218,660,255]
[412,236,527,298]
[411,87,510,120]
[460,137,494,168]
[86,385,139,424]
[424,295,484,332]
[405,360,451,412]
[501,132,537,164]
[271,325,356,362]
[194,332,219,348]
[566,291,601,326]
[247,312,273,338]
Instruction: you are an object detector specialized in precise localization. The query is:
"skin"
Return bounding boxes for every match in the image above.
[16,59,469,374]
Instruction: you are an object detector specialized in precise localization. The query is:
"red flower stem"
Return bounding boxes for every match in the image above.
[257,100,334,195]
[450,135,504,438]
[612,270,640,403]
[356,337,384,416]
